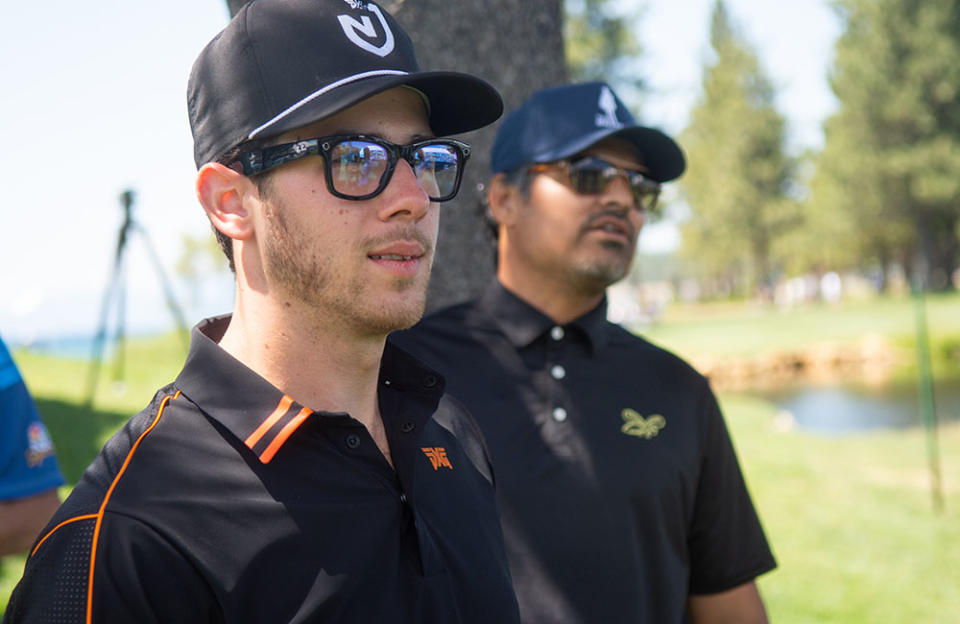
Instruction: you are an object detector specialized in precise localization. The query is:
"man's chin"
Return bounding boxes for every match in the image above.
[573,259,630,292]
[359,292,428,336]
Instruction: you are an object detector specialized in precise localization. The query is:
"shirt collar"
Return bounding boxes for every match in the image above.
[478,280,611,353]
[174,314,444,464]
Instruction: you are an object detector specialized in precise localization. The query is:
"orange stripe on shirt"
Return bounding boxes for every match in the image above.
[86,390,179,624]
[259,407,312,463]
[30,514,98,557]
[244,395,294,450]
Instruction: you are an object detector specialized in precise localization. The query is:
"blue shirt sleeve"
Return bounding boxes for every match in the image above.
[0,337,66,500]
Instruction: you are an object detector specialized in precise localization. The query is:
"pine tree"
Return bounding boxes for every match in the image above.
[808,0,960,290]
[680,0,796,298]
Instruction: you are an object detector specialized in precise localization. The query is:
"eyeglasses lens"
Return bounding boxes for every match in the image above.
[330,141,390,197]
[412,144,459,199]
[329,140,461,201]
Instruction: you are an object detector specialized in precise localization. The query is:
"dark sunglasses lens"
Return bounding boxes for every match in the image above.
[329,140,390,197]
[569,158,659,211]
[568,160,613,194]
[411,144,461,200]
[632,182,660,211]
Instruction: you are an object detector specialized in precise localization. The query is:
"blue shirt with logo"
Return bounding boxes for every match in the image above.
[0,335,65,500]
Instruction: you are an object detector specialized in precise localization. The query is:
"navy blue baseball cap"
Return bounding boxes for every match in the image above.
[490,81,685,183]
[188,0,503,168]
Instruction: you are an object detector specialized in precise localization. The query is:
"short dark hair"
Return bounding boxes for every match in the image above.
[484,166,533,243]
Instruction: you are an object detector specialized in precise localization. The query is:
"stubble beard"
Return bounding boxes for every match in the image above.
[566,252,631,297]
[263,202,433,339]
[567,233,636,297]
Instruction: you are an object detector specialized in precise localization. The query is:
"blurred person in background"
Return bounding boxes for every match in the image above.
[393,81,776,624]
[0,333,64,556]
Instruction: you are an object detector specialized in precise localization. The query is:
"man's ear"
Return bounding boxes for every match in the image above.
[195,162,257,242]
[487,173,522,228]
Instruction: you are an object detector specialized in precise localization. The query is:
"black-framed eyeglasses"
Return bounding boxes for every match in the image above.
[529,155,662,212]
[235,134,471,202]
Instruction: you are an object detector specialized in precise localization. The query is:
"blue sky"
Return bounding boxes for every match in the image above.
[0,0,841,344]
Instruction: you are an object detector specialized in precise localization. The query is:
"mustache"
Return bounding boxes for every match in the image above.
[363,226,434,256]
[580,205,637,239]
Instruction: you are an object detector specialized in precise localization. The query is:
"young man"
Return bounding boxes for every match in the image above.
[392,82,777,623]
[0,334,64,556]
[4,1,520,622]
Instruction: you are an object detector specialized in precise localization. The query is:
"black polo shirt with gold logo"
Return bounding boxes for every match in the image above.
[391,281,775,624]
[5,316,520,624]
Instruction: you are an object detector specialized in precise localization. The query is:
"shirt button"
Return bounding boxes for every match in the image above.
[552,407,568,422]
[345,433,361,449]
[422,374,439,388]
[401,421,415,433]
[550,326,565,341]
[550,365,566,380]
[399,492,408,504]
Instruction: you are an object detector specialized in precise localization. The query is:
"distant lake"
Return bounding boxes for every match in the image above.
[760,377,960,434]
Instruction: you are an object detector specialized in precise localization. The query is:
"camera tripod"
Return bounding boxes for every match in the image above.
[84,190,189,408]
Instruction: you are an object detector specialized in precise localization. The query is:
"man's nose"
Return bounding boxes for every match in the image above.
[376,159,431,222]
[601,175,637,212]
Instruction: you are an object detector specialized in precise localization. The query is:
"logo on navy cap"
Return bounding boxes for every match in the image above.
[338,1,395,57]
[595,86,623,129]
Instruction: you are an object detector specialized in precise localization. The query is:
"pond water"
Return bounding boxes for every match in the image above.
[759,377,960,434]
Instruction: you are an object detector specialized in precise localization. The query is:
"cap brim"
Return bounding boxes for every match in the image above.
[251,71,503,143]
[533,125,685,183]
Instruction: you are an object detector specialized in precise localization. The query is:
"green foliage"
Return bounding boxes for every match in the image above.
[563,0,644,104]
[804,0,960,289]
[679,0,797,297]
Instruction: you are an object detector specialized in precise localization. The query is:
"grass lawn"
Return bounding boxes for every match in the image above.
[724,394,959,623]
[641,290,960,363]
[3,293,959,620]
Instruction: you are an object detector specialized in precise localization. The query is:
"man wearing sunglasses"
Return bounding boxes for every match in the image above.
[392,82,776,623]
[4,1,521,622]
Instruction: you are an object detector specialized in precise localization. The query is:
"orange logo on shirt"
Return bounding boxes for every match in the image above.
[421,447,453,470]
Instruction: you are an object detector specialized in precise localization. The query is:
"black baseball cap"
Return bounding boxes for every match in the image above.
[490,81,685,183]
[188,0,503,168]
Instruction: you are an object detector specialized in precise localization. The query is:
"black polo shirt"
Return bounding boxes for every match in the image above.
[391,281,776,624]
[5,315,520,624]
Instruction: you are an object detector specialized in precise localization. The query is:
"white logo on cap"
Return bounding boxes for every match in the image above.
[338,2,395,58]
[595,86,623,129]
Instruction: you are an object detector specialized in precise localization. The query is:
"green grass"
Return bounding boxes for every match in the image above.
[725,394,960,623]
[642,291,960,364]
[3,296,960,620]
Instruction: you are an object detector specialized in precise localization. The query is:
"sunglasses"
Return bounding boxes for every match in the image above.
[235,134,471,202]
[529,155,661,212]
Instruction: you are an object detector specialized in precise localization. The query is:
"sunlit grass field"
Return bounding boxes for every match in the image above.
[3,293,959,621]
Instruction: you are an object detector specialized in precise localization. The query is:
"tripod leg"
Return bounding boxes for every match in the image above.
[112,258,128,389]
[84,247,125,408]
[135,225,191,349]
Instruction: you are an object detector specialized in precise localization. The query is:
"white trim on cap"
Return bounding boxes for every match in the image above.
[248,69,409,139]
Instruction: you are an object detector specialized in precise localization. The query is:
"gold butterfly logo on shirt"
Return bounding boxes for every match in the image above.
[620,409,666,439]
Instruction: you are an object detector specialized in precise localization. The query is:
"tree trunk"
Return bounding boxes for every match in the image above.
[227,0,568,311]
[389,1,567,310]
